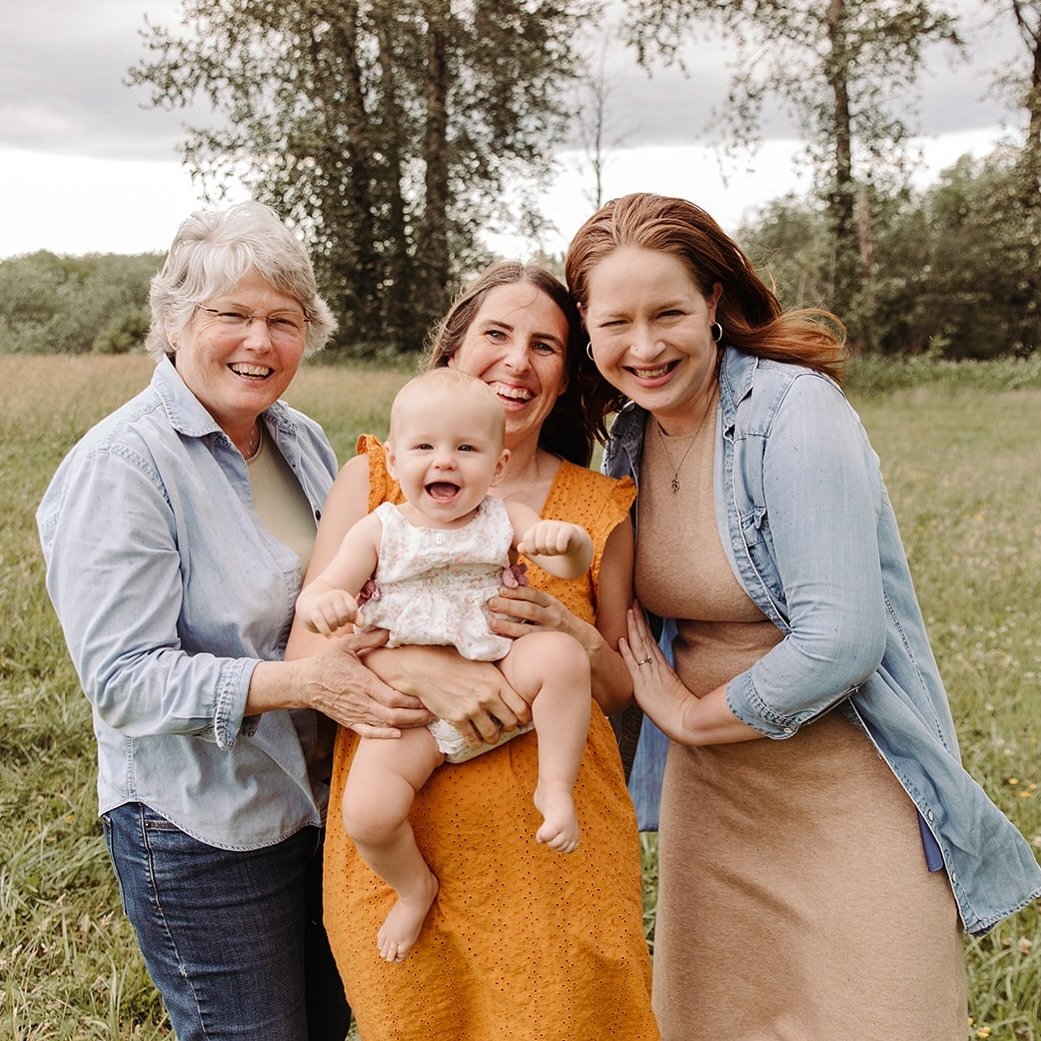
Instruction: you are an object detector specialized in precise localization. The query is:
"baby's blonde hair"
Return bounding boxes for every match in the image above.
[389,368,505,446]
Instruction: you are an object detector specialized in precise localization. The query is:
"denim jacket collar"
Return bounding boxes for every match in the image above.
[155,354,301,449]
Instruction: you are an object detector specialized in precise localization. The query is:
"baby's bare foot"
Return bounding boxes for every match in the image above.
[376,873,439,963]
[534,784,580,853]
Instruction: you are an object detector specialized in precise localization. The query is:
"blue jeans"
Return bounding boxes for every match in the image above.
[101,803,350,1041]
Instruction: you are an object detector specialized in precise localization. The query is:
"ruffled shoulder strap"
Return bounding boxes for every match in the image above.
[354,434,404,512]
[535,460,635,621]
[548,461,635,577]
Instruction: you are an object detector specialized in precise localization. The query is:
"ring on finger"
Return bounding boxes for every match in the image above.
[637,656,653,666]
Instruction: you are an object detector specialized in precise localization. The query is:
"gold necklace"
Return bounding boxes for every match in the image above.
[654,391,716,494]
[243,422,262,460]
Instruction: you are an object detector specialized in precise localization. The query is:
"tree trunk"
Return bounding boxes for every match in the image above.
[824,0,860,329]
[418,2,452,331]
[323,0,382,345]
[375,9,417,349]
[1011,0,1041,171]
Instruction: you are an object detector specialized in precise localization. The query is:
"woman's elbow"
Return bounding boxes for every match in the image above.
[821,620,885,689]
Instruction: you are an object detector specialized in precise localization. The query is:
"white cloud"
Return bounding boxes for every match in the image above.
[0,0,1027,259]
[0,149,247,258]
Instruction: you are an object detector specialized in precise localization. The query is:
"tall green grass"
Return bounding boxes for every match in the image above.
[1,355,1038,1040]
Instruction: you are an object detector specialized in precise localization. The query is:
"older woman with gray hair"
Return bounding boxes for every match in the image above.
[37,201,429,1041]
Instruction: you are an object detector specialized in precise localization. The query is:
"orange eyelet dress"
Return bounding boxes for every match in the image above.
[322,436,659,1041]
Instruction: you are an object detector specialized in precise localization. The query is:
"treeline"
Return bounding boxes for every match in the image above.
[0,252,159,355]
[3,141,1039,360]
[742,146,1041,359]
[7,1,1035,358]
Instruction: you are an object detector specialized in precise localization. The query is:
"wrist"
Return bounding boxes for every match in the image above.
[574,618,605,658]
[248,658,308,714]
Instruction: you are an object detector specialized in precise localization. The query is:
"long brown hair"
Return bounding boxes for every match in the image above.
[425,260,605,466]
[565,193,848,423]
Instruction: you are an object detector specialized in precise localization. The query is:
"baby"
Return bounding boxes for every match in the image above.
[296,368,594,962]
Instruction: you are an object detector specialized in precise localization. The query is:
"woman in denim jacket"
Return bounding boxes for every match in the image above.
[566,192,1041,1040]
[37,203,430,1041]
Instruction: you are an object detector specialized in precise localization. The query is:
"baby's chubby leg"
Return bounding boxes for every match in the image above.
[343,729,444,962]
[499,631,591,853]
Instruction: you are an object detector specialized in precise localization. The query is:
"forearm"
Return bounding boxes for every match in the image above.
[673,684,764,746]
[362,644,531,741]
[567,616,632,715]
[250,631,433,735]
[623,604,762,747]
[245,657,307,714]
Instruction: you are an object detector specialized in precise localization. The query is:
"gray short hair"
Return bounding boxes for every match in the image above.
[146,201,336,358]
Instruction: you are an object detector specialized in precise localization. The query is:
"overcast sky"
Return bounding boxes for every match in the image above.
[0,0,1027,259]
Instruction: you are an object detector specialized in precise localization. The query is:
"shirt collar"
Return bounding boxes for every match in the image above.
[150,354,291,440]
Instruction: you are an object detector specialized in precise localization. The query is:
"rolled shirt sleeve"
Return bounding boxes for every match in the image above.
[725,373,887,737]
[40,437,259,747]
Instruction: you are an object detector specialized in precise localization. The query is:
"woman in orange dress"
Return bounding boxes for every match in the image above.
[287,262,659,1041]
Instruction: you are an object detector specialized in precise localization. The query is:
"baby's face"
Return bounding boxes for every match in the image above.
[387,390,508,526]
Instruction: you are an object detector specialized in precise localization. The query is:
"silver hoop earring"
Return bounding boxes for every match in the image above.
[710,322,723,344]
[585,341,595,361]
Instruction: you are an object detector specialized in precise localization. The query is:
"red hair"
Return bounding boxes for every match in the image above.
[566,194,847,425]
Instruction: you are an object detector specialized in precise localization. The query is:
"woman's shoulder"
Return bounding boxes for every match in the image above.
[725,349,846,431]
[52,382,172,487]
[728,347,841,399]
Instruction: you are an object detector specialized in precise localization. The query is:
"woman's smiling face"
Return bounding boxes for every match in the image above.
[448,282,570,451]
[170,268,307,439]
[584,246,721,435]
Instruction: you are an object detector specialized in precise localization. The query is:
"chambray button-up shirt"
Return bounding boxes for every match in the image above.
[606,346,1041,935]
[38,357,339,850]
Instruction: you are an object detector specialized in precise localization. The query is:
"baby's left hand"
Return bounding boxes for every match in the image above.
[517,520,586,558]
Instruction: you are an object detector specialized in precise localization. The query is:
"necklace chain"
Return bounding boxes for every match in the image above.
[655,391,716,494]
[243,422,261,460]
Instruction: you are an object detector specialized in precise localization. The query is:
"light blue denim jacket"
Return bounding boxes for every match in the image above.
[38,357,339,850]
[604,346,1041,935]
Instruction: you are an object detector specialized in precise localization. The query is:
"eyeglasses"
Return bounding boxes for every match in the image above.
[194,305,310,343]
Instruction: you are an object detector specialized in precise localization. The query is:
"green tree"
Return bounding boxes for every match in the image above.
[623,0,960,343]
[739,194,832,313]
[739,151,1041,360]
[0,252,160,355]
[916,151,1041,357]
[128,0,592,355]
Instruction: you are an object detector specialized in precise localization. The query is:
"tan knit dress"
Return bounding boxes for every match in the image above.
[637,410,966,1041]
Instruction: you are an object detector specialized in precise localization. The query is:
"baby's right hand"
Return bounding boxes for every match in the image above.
[299,589,359,636]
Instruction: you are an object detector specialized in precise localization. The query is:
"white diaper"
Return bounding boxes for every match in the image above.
[428,719,535,764]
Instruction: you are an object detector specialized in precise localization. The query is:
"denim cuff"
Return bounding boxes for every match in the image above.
[726,672,800,740]
[213,658,258,749]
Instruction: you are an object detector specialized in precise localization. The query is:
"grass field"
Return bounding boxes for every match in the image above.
[1,353,1039,1040]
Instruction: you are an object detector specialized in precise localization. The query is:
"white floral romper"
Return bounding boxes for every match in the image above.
[356,496,532,762]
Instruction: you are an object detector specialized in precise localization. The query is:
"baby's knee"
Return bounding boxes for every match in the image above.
[342,796,397,847]
[514,631,590,683]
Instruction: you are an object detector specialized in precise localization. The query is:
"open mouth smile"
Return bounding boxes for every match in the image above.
[490,382,534,405]
[229,363,273,379]
[627,360,679,381]
[425,482,460,502]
